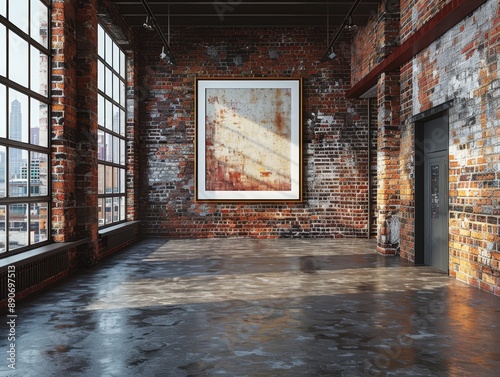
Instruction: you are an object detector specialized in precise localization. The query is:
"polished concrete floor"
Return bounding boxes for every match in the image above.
[2,238,500,377]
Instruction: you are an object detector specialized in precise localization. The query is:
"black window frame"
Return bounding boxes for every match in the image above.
[97,23,128,228]
[0,0,52,257]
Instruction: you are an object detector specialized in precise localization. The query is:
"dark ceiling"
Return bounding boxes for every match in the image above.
[109,0,381,29]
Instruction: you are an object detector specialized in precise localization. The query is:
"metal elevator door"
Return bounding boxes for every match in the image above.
[422,115,449,272]
[424,150,449,272]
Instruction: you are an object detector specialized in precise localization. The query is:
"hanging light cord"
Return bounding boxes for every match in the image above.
[140,0,176,64]
[320,0,361,62]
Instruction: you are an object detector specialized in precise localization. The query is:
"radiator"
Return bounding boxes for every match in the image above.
[0,250,69,301]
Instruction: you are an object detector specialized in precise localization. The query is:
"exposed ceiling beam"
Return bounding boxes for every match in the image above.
[113,1,380,5]
[111,0,380,29]
[121,14,374,17]
[121,13,375,17]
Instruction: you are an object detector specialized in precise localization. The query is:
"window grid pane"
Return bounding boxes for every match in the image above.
[105,99,112,130]
[9,203,28,250]
[0,85,6,138]
[8,88,29,143]
[98,61,105,92]
[98,95,104,127]
[98,164,104,194]
[120,168,126,193]
[105,165,112,194]
[120,51,125,78]
[30,98,49,147]
[0,146,6,198]
[105,134,113,163]
[9,0,29,34]
[8,31,29,88]
[113,197,119,223]
[1,0,51,255]
[98,24,127,227]
[30,202,48,244]
[98,130,105,161]
[98,198,104,226]
[30,0,49,48]
[98,25,105,58]
[0,205,6,254]
[120,110,126,136]
[0,25,6,77]
[120,139,125,165]
[9,148,29,196]
[105,198,112,225]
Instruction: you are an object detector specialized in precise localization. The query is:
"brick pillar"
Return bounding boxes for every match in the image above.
[126,52,140,221]
[376,71,401,254]
[51,0,77,246]
[75,0,98,266]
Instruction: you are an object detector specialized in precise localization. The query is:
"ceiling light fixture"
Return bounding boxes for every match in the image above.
[321,0,361,62]
[326,1,336,60]
[140,0,176,64]
[143,16,154,31]
[160,46,172,64]
[344,16,357,31]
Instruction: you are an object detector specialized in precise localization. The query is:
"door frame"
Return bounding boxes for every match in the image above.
[413,101,453,266]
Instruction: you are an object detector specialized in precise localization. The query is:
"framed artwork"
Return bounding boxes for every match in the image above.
[195,78,302,202]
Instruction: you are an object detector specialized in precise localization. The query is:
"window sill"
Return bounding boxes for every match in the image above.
[0,238,90,272]
[98,221,141,238]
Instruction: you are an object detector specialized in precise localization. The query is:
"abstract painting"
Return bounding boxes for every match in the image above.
[195,78,302,201]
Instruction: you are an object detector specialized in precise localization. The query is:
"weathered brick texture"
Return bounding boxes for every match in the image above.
[350,0,401,253]
[126,52,140,222]
[353,0,499,293]
[399,60,415,262]
[400,0,500,292]
[51,0,139,268]
[351,0,400,86]
[75,0,99,266]
[138,28,371,238]
[369,101,379,237]
[400,0,453,43]
[51,0,78,266]
[376,71,401,254]
[413,0,500,293]
[44,0,500,296]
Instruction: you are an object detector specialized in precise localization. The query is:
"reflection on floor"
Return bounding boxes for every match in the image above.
[2,238,500,376]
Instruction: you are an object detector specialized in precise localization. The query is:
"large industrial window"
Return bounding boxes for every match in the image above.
[0,0,51,255]
[97,24,127,227]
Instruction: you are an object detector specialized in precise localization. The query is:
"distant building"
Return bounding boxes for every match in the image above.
[9,99,26,178]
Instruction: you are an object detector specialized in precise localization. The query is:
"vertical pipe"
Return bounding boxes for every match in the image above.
[367,98,372,239]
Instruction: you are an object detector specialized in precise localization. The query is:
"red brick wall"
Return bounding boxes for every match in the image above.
[126,51,140,222]
[351,0,500,295]
[51,0,78,247]
[138,28,371,238]
[351,14,380,86]
[399,0,500,293]
[376,71,401,254]
[351,0,400,253]
[351,0,400,86]
[399,60,415,262]
[400,0,453,43]
[51,0,139,267]
[75,0,99,266]
[369,100,378,238]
